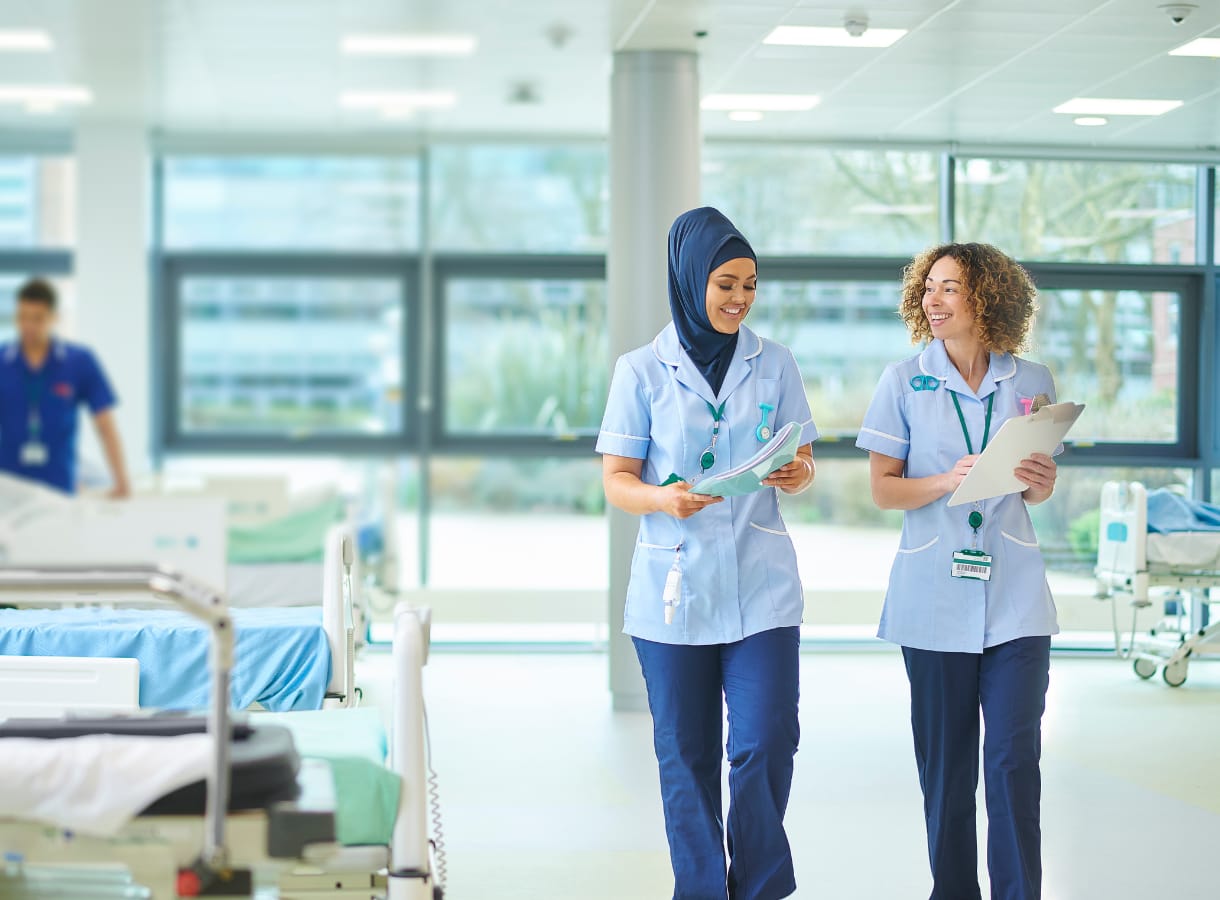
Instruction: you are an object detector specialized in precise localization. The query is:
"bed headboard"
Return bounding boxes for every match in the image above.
[0,497,227,592]
[1097,481,1149,597]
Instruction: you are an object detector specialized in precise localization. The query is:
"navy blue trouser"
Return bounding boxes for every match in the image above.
[902,636,1052,900]
[634,627,800,900]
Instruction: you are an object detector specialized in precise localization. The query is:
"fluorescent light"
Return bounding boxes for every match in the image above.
[341,34,477,57]
[1169,37,1220,57]
[1053,97,1182,116]
[24,99,59,115]
[702,93,819,112]
[0,85,91,106]
[339,90,457,111]
[764,25,907,48]
[0,30,52,51]
[728,110,764,122]
[1073,116,1108,127]
[380,106,415,122]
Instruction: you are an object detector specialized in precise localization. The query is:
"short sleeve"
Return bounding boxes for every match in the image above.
[855,365,910,460]
[777,349,818,446]
[78,349,117,414]
[595,356,651,459]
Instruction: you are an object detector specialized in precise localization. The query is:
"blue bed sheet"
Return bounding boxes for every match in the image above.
[0,606,330,711]
[1147,489,1220,534]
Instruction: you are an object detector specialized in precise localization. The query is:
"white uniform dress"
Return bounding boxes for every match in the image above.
[596,323,817,645]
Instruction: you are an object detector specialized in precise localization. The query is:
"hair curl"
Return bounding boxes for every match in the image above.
[899,242,1036,353]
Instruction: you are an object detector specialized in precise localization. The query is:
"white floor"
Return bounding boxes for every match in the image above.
[359,649,1220,900]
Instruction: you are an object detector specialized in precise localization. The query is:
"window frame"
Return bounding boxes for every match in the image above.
[156,253,420,454]
[432,253,606,457]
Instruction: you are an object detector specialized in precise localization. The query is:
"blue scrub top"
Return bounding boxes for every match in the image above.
[597,323,817,645]
[0,339,117,493]
[855,339,1061,654]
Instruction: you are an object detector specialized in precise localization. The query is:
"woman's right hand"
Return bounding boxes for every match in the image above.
[944,454,980,491]
[656,482,724,519]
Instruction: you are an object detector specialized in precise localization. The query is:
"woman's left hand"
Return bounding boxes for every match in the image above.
[763,456,814,495]
[1015,452,1056,502]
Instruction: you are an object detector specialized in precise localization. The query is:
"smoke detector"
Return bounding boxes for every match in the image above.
[844,12,869,38]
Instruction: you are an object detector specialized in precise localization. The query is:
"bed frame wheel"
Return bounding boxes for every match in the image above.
[1133,658,1157,680]
[1162,661,1188,688]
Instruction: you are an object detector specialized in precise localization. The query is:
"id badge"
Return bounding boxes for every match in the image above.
[951,549,992,581]
[20,442,48,466]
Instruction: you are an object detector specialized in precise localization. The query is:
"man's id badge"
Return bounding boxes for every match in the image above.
[19,442,48,466]
[951,549,992,581]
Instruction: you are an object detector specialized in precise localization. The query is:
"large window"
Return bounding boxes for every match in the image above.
[175,274,405,437]
[430,144,607,253]
[1027,287,1181,443]
[163,156,421,252]
[955,158,1196,264]
[703,146,938,256]
[747,278,912,436]
[442,274,607,438]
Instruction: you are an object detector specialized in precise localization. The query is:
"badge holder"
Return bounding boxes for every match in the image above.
[952,508,992,581]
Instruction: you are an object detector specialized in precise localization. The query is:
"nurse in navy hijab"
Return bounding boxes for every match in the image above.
[597,206,819,899]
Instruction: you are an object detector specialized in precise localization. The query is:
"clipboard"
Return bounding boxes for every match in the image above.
[947,402,1085,507]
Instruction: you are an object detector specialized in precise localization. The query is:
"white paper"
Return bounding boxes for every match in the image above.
[947,402,1085,507]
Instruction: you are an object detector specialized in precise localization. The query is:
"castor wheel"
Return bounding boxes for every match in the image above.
[1132,658,1157,680]
[1162,661,1188,688]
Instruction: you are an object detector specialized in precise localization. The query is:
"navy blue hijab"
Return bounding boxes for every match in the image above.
[667,207,757,396]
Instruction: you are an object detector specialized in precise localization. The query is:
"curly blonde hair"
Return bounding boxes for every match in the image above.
[899,242,1037,353]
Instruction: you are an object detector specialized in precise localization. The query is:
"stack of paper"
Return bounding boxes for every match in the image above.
[690,421,803,498]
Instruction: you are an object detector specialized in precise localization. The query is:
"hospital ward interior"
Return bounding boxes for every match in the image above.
[1,1,1220,898]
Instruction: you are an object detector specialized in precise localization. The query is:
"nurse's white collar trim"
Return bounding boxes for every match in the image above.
[4,340,66,362]
[652,326,762,366]
[918,343,1016,382]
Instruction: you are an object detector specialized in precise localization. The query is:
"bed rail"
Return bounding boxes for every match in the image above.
[0,565,234,871]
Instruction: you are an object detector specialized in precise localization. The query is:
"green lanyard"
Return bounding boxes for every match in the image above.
[699,401,727,472]
[950,391,994,455]
[23,368,46,437]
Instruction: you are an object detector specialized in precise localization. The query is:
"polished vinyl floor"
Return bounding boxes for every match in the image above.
[358,648,1220,900]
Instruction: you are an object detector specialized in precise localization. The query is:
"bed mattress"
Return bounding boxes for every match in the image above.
[0,606,331,711]
[1147,531,1220,572]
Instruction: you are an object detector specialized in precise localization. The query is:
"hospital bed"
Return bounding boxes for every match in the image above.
[1094,481,1220,687]
[0,566,440,899]
[0,522,360,714]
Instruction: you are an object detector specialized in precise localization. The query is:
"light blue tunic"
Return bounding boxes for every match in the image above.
[597,323,817,645]
[855,339,1061,653]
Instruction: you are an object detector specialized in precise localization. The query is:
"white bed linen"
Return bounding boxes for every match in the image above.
[1147,531,1220,571]
[0,734,212,835]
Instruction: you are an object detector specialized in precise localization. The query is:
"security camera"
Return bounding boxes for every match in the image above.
[1158,3,1198,25]
[844,12,869,38]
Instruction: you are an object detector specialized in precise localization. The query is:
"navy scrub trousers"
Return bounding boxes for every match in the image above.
[633,626,801,900]
[902,635,1052,900]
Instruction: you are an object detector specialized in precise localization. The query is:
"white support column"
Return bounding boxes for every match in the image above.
[74,123,151,480]
[607,50,701,711]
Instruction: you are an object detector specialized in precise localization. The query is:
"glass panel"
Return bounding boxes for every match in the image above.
[0,155,75,248]
[430,144,608,252]
[1027,289,1179,443]
[177,275,404,435]
[746,280,914,437]
[702,145,939,256]
[163,156,421,251]
[955,159,1196,264]
[444,277,607,436]
[427,455,607,590]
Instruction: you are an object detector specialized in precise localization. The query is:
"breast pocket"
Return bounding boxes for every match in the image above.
[751,377,781,441]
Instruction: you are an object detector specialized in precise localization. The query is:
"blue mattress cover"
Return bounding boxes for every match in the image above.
[1147,489,1220,534]
[0,606,330,711]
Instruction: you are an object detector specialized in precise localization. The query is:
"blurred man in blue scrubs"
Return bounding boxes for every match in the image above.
[0,278,130,496]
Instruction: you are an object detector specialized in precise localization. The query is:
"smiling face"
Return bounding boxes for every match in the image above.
[705,257,757,334]
[922,255,977,342]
